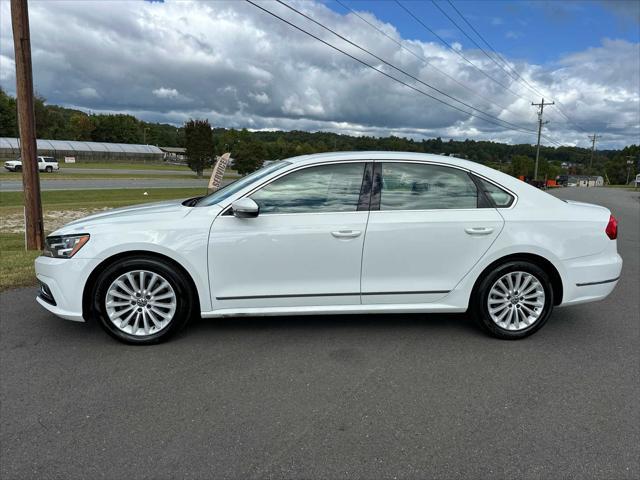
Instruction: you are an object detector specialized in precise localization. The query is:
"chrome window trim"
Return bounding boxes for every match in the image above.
[216,158,519,217]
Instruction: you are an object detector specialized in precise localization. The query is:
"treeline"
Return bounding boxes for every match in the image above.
[1,88,637,183]
[0,88,182,146]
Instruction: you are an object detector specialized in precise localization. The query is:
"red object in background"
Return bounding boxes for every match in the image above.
[546,179,557,187]
[605,215,618,240]
[518,175,525,181]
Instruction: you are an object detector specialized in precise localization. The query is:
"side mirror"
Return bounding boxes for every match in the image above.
[231,198,260,218]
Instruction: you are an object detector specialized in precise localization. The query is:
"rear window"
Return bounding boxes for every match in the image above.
[475,177,514,208]
[43,157,56,163]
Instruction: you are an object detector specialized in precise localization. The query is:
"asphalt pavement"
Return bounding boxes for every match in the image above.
[1,178,210,191]
[1,187,638,479]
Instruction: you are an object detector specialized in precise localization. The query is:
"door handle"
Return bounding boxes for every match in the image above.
[331,230,361,239]
[465,227,494,235]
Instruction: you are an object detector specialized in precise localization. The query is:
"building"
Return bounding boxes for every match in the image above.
[159,146,186,163]
[566,175,604,187]
[0,137,164,163]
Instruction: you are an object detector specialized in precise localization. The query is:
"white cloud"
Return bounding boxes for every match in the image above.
[78,87,99,99]
[152,87,179,99]
[0,0,637,148]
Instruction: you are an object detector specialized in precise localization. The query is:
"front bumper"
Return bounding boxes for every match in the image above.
[34,256,100,322]
[559,251,623,307]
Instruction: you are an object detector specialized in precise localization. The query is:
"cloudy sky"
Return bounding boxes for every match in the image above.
[0,0,638,148]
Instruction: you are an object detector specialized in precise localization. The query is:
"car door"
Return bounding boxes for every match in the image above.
[209,161,371,309]
[361,161,504,305]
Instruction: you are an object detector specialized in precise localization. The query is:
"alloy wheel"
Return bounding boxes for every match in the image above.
[105,270,177,336]
[487,271,546,331]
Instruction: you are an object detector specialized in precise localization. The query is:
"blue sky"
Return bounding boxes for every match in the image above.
[327,0,640,65]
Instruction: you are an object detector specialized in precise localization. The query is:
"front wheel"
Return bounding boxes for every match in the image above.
[93,257,194,344]
[471,261,554,339]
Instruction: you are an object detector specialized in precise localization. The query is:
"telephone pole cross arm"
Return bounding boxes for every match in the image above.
[531,98,554,181]
[11,0,44,250]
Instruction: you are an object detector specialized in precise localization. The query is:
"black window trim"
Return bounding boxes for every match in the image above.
[470,173,516,209]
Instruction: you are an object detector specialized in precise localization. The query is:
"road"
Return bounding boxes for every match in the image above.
[1,178,210,191]
[1,187,638,479]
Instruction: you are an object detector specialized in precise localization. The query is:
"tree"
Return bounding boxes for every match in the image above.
[234,141,266,175]
[0,88,18,137]
[92,114,141,143]
[69,113,95,140]
[184,119,214,177]
[510,155,534,178]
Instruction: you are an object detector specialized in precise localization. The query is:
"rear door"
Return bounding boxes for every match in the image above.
[361,161,504,305]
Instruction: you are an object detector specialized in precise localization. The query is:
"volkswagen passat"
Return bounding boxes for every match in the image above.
[35,152,622,344]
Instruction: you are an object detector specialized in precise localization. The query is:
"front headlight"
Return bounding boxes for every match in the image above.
[44,234,90,258]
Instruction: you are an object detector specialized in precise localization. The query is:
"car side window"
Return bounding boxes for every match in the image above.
[251,163,365,214]
[475,176,514,208]
[380,162,478,210]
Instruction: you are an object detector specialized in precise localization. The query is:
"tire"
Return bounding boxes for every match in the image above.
[471,261,554,339]
[15,166,21,172]
[45,166,53,173]
[92,256,195,344]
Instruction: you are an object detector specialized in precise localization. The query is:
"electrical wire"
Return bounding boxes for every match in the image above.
[245,0,564,147]
[274,0,537,135]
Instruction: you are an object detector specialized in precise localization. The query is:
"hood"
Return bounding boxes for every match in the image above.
[5,160,20,165]
[60,199,191,231]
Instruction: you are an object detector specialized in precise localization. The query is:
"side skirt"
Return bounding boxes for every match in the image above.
[201,303,467,318]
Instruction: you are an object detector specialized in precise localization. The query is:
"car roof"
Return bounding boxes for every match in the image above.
[287,151,473,167]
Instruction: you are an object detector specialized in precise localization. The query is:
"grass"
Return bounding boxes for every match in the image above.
[0,172,210,181]
[0,233,41,291]
[1,187,207,210]
[0,187,208,291]
[60,162,191,170]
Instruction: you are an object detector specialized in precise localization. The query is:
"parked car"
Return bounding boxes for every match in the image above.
[35,152,622,344]
[4,156,60,173]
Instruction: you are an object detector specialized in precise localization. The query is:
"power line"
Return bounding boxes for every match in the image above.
[443,0,545,99]
[333,0,512,113]
[245,0,564,147]
[445,0,590,135]
[273,0,536,135]
[393,0,527,103]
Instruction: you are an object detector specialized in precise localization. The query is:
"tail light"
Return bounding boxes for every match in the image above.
[605,214,618,240]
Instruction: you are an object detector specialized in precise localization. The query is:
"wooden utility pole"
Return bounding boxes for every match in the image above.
[531,98,554,181]
[11,0,44,250]
[588,133,600,173]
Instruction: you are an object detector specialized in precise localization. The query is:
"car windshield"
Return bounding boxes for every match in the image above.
[195,160,291,207]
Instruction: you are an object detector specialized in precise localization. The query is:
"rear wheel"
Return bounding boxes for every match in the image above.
[471,261,554,339]
[45,166,53,173]
[93,257,194,344]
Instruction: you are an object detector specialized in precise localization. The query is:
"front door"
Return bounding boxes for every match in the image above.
[361,161,504,305]
[209,162,370,310]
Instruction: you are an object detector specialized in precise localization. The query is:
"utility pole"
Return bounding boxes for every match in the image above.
[588,133,600,173]
[531,98,554,181]
[625,156,635,186]
[11,0,44,250]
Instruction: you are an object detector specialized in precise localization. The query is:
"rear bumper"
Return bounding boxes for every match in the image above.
[559,251,623,307]
[34,256,99,322]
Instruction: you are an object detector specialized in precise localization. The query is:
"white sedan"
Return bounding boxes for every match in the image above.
[35,152,622,344]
